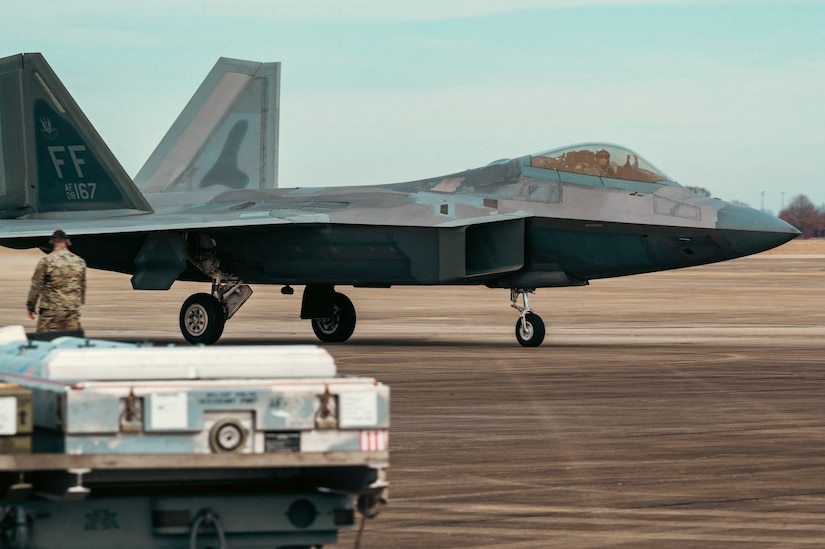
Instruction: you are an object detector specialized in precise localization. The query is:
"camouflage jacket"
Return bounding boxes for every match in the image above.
[26,248,87,312]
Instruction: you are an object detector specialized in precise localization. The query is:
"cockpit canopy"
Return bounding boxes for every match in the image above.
[529,144,670,184]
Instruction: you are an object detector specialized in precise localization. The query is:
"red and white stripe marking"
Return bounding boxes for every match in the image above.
[359,430,388,451]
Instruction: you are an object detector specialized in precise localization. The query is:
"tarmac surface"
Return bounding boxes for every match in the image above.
[1,242,824,548]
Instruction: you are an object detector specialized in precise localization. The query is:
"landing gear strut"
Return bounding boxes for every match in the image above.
[178,236,252,345]
[511,288,545,347]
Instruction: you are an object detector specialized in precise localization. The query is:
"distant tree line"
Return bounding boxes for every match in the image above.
[778,195,825,239]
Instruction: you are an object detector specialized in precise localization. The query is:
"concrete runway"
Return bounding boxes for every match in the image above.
[2,246,824,547]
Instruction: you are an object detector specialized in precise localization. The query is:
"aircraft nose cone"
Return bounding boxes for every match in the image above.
[716,203,800,256]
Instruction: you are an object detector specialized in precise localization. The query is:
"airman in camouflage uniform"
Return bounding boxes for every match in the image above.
[26,230,87,332]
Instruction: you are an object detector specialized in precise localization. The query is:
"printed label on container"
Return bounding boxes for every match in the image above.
[149,392,189,430]
[339,390,377,428]
[0,397,16,435]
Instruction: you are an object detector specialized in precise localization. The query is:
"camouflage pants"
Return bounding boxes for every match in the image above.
[36,310,82,332]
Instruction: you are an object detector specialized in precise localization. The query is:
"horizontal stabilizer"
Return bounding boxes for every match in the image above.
[0,53,152,218]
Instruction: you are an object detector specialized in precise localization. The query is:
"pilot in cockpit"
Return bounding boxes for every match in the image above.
[593,149,616,178]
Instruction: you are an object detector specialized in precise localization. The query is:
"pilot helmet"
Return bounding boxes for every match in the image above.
[596,149,610,160]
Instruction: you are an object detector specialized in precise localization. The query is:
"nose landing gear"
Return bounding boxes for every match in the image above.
[511,288,545,347]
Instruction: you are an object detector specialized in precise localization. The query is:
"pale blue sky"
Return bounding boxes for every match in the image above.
[3,1,824,214]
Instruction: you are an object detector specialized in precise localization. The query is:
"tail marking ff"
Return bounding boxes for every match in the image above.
[0,53,152,218]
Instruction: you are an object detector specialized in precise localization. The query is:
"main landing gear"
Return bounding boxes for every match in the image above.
[176,235,357,345]
[302,286,357,343]
[178,237,252,345]
[310,292,357,343]
[511,288,545,347]
[179,274,253,345]
[178,283,358,346]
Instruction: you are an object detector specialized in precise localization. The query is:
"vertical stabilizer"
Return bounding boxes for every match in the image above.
[135,58,280,197]
[0,53,152,218]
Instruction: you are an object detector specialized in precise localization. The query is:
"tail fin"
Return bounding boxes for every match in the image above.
[0,53,152,218]
[134,58,280,198]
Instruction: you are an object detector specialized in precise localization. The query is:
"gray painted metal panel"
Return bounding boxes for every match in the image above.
[135,58,280,196]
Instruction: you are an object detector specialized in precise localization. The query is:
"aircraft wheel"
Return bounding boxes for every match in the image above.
[180,293,226,345]
[311,292,356,343]
[515,313,545,347]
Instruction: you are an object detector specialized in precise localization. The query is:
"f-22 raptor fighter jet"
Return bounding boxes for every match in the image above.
[0,53,798,346]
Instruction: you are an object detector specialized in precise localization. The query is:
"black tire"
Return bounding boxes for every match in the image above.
[180,293,226,345]
[311,292,356,343]
[515,312,545,347]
